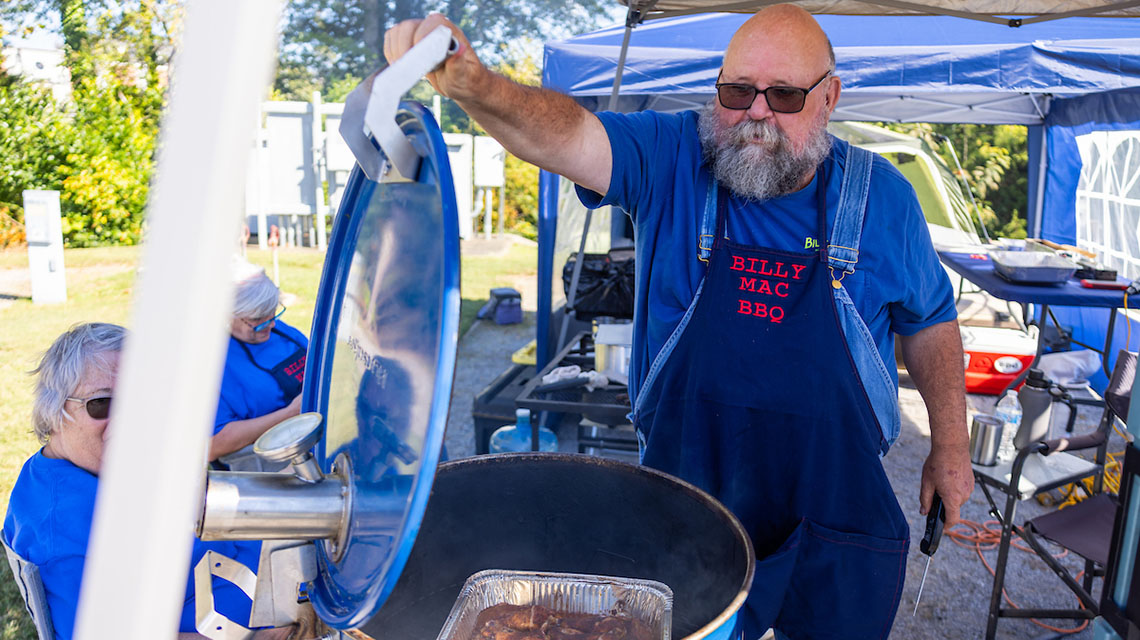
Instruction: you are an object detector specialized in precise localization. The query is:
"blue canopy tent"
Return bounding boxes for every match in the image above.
[534,12,1140,390]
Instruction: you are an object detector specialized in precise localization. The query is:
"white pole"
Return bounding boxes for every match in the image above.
[311,90,328,250]
[497,186,504,236]
[256,109,269,250]
[484,187,493,239]
[74,2,283,640]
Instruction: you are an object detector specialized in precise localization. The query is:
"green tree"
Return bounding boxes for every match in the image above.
[275,0,609,100]
[885,122,1029,239]
[0,75,72,245]
[1,1,174,246]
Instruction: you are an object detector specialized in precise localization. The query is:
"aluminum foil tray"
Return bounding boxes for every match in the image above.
[990,249,1078,284]
[437,569,673,640]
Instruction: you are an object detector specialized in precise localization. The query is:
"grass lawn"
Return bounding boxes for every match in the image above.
[0,238,536,639]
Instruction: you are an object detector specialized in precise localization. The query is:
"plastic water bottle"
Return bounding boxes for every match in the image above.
[994,391,1022,463]
[489,408,558,453]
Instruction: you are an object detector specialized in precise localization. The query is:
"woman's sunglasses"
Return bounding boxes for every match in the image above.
[67,394,112,420]
[243,305,287,332]
[715,70,831,114]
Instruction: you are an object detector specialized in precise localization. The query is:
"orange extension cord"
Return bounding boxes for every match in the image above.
[945,519,1089,634]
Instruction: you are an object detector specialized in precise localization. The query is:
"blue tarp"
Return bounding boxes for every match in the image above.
[544,14,1140,124]
[534,13,1140,381]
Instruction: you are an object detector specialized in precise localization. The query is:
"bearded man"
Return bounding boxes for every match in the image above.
[386,5,973,638]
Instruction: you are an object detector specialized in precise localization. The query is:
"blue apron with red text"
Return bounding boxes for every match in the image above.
[632,150,909,639]
[237,328,306,399]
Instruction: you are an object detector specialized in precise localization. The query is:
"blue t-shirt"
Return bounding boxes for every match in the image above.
[578,110,956,405]
[2,452,262,639]
[214,320,309,435]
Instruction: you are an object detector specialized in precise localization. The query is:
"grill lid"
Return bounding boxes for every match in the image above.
[303,101,460,628]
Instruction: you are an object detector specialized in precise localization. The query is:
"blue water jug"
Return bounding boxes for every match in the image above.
[489,408,558,453]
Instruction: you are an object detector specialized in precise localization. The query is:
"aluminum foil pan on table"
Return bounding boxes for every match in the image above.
[990,249,1078,284]
[356,453,754,640]
[438,569,672,640]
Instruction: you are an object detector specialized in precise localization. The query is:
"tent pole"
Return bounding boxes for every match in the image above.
[557,4,647,352]
[1033,128,1048,239]
[607,6,643,112]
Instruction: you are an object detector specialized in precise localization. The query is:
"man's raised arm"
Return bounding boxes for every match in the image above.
[384,14,612,196]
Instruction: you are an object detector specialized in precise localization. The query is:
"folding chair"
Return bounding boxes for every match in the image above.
[980,350,1134,639]
[2,534,55,640]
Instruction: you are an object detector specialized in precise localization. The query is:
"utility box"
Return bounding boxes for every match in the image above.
[23,190,67,304]
[473,136,505,188]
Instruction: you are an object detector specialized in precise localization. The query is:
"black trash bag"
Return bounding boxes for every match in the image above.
[562,249,635,318]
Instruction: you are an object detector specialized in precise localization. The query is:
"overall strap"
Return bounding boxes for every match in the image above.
[237,328,303,375]
[827,142,874,285]
[697,176,718,263]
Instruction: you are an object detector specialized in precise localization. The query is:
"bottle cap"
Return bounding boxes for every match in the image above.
[516,408,530,422]
[1026,369,1050,388]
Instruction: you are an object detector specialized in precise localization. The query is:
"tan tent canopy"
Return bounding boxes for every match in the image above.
[621,0,1140,25]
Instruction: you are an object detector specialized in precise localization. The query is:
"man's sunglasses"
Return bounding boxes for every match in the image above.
[244,305,287,332]
[715,71,831,114]
[67,394,112,420]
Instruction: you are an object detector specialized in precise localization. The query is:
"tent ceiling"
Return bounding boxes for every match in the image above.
[622,0,1140,25]
[545,13,1140,124]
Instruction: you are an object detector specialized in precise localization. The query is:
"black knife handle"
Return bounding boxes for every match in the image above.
[920,492,945,556]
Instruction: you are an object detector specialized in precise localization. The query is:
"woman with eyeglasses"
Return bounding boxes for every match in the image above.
[2,323,293,639]
[211,259,309,470]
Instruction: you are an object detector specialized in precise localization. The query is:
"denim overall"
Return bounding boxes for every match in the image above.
[632,144,909,639]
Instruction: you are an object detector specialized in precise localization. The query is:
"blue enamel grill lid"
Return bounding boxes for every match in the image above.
[303,102,460,628]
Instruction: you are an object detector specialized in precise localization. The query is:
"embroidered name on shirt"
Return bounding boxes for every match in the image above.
[729,254,808,324]
[284,356,306,381]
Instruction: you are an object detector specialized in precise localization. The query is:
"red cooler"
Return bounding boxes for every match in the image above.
[961,325,1038,395]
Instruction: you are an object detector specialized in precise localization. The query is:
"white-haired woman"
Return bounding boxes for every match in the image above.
[2,323,291,639]
[211,260,308,469]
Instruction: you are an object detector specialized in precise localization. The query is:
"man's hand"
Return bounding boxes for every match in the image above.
[900,320,974,526]
[919,441,973,526]
[383,14,485,102]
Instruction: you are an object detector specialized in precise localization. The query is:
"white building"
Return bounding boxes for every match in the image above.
[1,43,70,101]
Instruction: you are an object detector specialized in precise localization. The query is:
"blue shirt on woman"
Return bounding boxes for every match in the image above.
[3,452,262,638]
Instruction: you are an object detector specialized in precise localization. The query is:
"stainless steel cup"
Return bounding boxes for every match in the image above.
[969,414,1006,466]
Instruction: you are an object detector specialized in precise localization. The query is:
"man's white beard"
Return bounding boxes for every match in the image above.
[697,100,833,201]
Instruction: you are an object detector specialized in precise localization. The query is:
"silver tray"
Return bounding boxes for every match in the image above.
[990,249,1078,284]
[437,569,673,640]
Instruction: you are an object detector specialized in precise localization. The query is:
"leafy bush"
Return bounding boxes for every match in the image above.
[58,78,157,246]
[0,73,158,247]
[0,76,72,224]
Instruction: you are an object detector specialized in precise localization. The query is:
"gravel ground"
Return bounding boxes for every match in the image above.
[446,239,1124,639]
